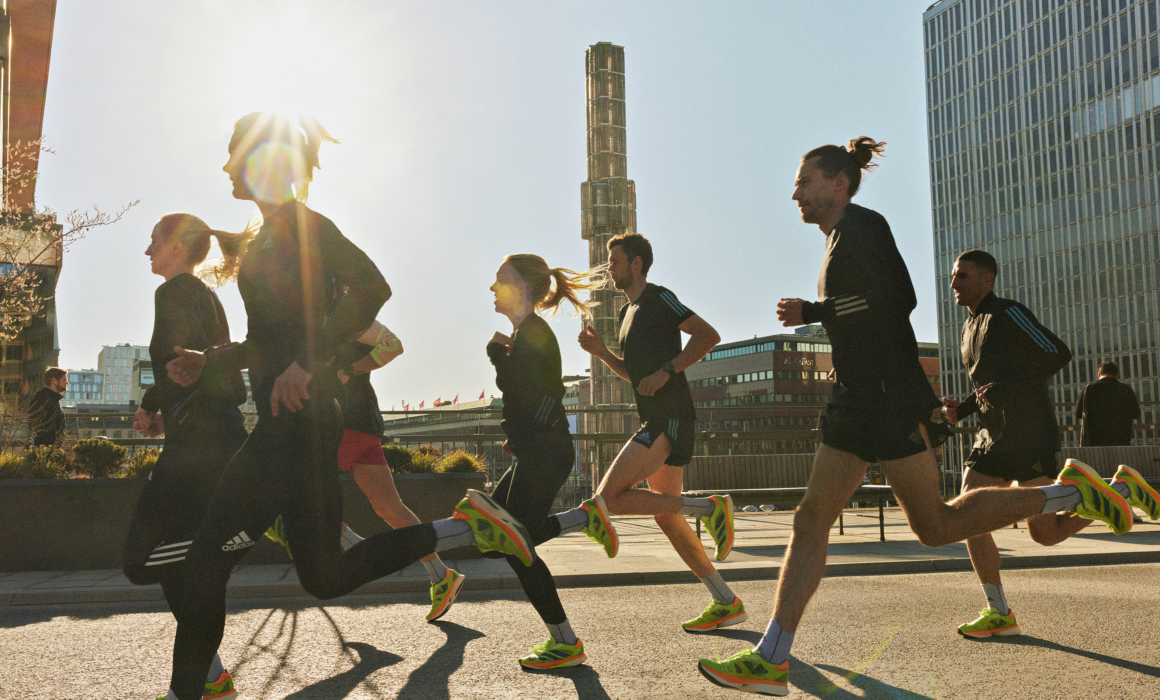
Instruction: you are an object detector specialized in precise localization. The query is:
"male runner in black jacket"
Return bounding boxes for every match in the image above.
[699,138,1137,697]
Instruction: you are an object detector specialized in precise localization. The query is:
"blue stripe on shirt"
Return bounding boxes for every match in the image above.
[1005,307,1056,352]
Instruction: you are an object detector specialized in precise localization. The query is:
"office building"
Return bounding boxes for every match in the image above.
[924,0,1160,444]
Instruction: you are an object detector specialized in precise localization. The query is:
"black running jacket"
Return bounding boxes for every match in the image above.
[956,292,1071,452]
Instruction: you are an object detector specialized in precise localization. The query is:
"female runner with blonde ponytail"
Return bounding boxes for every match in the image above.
[485,254,620,669]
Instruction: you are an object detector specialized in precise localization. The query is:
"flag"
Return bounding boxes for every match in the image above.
[479,390,485,400]
[403,403,409,412]
[434,397,442,407]
[391,405,395,411]
[452,394,459,405]
[419,400,425,409]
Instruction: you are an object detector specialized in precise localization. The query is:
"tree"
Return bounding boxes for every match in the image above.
[0,139,138,339]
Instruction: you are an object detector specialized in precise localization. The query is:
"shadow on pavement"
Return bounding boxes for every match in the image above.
[989,635,1160,677]
[525,664,611,699]
[0,599,171,628]
[698,627,764,644]
[284,641,402,699]
[396,620,485,699]
[806,662,933,699]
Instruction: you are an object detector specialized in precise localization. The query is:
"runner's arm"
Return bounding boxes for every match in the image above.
[673,314,720,371]
[341,322,402,379]
[983,305,1071,407]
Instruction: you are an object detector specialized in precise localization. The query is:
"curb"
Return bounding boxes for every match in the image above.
[6,550,1160,607]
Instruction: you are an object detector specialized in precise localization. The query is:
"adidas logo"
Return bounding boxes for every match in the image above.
[222,531,256,552]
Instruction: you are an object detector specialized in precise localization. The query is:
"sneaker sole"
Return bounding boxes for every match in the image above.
[427,571,466,622]
[958,624,1021,638]
[461,490,536,565]
[587,494,619,558]
[698,662,788,696]
[1115,465,1160,520]
[520,652,587,669]
[683,610,749,633]
[1060,460,1132,534]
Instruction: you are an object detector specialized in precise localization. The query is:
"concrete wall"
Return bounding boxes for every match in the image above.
[0,472,485,572]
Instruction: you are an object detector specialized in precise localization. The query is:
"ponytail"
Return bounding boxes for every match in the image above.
[503,254,606,319]
[154,213,256,288]
[802,136,886,196]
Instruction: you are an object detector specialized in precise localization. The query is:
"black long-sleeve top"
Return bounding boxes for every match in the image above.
[141,274,244,416]
[1074,377,1140,446]
[487,314,569,453]
[334,339,384,437]
[206,202,390,405]
[799,204,936,407]
[956,292,1071,452]
[27,387,64,446]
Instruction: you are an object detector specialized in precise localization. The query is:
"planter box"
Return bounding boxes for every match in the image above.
[0,471,486,572]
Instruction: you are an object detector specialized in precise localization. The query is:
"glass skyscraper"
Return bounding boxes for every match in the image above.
[924,0,1160,447]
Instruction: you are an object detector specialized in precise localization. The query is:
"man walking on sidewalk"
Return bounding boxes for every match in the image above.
[1074,361,1140,446]
[698,138,1140,697]
[579,232,744,634]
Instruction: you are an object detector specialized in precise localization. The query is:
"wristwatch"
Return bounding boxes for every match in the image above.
[661,360,676,377]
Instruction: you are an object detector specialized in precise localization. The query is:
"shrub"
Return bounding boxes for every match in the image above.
[0,447,71,479]
[73,438,128,479]
[438,449,486,473]
[124,448,161,478]
[416,444,442,459]
[407,451,438,474]
[382,444,414,472]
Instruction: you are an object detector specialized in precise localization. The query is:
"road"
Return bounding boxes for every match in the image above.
[2,563,1159,699]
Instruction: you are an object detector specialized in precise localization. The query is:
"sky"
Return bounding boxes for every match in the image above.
[39,0,941,407]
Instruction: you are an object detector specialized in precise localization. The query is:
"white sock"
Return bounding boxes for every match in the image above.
[432,518,474,551]
[206,653,226,681]
[556,507,588,535]
[341,526,364,551]
[422,556,449,583]
[982,583,1009,615]
[165,691,179,700]
[1038,484,1081,513]
[546,618,578,645]
[676,497,714,517]
[700,571,735,603]
[755,618,794,664]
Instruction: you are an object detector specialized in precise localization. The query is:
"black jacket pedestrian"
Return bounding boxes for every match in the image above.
[27,386,65,447]
[956,292,1071,452]
[1074,377,1140,446]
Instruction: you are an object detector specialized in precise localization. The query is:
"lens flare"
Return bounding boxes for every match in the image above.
[243,141,306,204]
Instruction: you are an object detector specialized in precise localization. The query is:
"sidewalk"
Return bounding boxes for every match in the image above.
[4,508,1159,607]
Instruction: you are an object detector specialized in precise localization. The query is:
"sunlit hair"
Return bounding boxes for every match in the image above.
[956,249,998,277]
[503,254,605,319]
[42,367,66,387]
[154,213,256,288]
[607,232,653,275]
[1098,361,1119,377]
[227,112,338,203]
[802,137,886,197]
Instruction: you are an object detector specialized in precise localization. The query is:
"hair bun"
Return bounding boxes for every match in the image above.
[846,136,886,170]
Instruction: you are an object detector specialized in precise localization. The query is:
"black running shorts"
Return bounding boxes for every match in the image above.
[964,448,1059,483]
[820,401,948,463]
[631,412,696,467]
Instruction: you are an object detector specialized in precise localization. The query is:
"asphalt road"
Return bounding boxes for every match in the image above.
[2,563,1159,699]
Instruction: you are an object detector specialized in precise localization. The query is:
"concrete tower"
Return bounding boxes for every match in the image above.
[581,42,635,408]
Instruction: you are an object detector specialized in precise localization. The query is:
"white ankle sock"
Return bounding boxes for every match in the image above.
[756,618,794,664]
[206,653,226,681]
[422,556,449,583]
[556,507,588,535]
[1038,484,1081,513]
[341,526,364,551]
[676,497,714,517]
[546,619,578,645]
[982,583,1009,615]
[700,571,735,603]
[432,518,473,551]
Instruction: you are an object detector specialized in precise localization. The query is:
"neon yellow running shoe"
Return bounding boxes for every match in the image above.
[957,607,1020,638]
[701,494,735,560]
[683,596,748,633]
[453,489,535,566]
[264,515,292,560]
[698,648,788,696]
[203,671,238,699]
[1058,459,1133,535]
[1114,465,1160,520]
[426,568,466,622]
[518,638,586,669]
[580,495,619,558]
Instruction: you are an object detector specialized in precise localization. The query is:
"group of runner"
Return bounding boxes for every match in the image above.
[123,115,1160,700]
